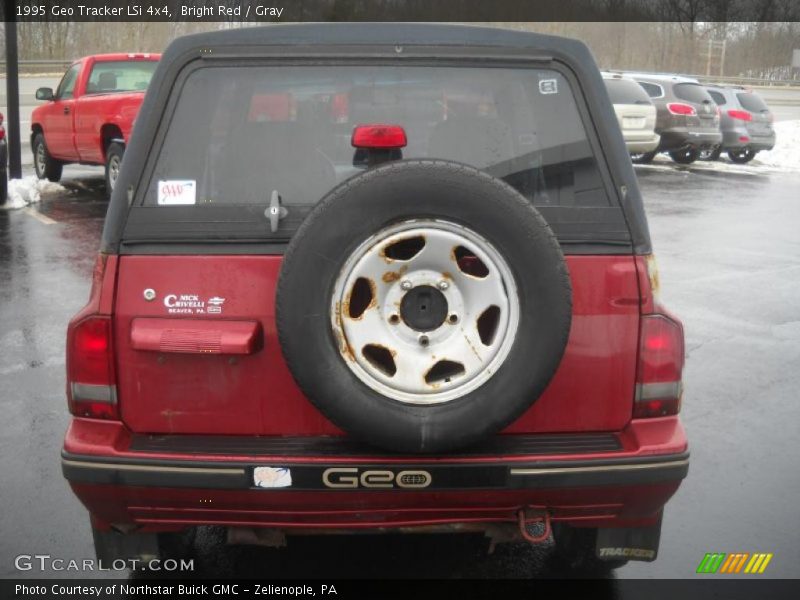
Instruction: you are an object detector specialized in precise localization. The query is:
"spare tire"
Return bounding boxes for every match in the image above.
[276,160,571,453]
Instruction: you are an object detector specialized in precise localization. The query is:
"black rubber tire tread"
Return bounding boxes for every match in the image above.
[669,148,698,164]
[276,160,572,453]
[699,146,722,161]
[630,151,657,164]
[728,148,756,164]
[105,142,125,199]
[32,133,63,182]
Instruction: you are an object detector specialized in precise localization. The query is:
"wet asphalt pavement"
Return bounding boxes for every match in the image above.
[1,162,799,584]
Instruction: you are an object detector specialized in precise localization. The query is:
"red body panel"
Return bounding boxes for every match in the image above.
[113,255,641,436]
[31,54,160,164]
[64,416,687,530]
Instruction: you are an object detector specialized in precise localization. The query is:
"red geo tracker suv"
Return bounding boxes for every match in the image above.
[62,24,688,572]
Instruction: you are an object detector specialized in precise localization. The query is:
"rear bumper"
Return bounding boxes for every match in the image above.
[62,417,688,531]
[659,129,722,151]
[625,133,660,154]
[721,128,775,151]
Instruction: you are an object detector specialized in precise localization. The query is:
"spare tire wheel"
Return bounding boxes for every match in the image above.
[276,160,572,453]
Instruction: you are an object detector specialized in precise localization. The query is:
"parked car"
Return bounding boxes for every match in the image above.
[702,85,776,163]
[62,24,688,573]
[602,73,660,155]
[31,53,160,197]
[630,73,722,164]
[0,112,6,204]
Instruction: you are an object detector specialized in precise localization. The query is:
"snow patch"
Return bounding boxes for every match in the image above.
[1,176,66,209]
[634,119,800,175]
[754,120,800,171]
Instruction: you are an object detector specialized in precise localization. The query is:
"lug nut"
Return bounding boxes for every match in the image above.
[400,280,413,291]
[448,314,459,324]
[389,314,400,325]
[418,334,430,347]
[437,280,450,291]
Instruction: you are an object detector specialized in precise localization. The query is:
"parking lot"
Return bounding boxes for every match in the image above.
[1,158,798,582]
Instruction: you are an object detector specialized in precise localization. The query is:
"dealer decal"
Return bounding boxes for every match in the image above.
[163,294,225,315]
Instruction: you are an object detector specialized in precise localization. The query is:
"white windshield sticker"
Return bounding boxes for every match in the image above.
[539,79,558,95]
[158,180,196,205]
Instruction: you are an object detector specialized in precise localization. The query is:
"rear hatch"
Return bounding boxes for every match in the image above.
[113,60,643,437]
[605,77,657,141]
[736,91,774,137]
[673,82,719,131]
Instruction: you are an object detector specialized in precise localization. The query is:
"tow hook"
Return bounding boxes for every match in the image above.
[517,506,552,544]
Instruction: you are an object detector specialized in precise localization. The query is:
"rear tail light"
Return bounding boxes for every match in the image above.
[667,103,696,116]
[634,255,685,419]
[0,112,5,140]
[351,124,407,149]
[727,109,752,122]
[66,256,118,419]
[635,314,684,418]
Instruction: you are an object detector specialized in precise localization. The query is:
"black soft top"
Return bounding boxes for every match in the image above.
[103,23,651,255]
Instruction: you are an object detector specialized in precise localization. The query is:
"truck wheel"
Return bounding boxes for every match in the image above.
[630,151,657,164]
[669,148,698,164]
[728,148,756,164]
[550,524,628,573]
[276,160,572,453]
[32,133,63,182]
[105,143,125,198]
[698,146,722,161]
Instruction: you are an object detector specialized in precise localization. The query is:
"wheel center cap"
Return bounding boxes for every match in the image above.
[400,285,448,332]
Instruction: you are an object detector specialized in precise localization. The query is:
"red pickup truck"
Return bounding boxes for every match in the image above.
[31,53,160,197]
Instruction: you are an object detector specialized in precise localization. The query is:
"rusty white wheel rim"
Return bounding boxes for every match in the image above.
[331,219,520,405]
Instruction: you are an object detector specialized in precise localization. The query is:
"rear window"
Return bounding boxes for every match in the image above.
[673,83,714,104]
[707,90,726,105]
[125,63,630,249]
[147,65,607,208]
[86,60,158,94]
[637,81,663,98]
[604,78,651,105]
[736,92,769,113]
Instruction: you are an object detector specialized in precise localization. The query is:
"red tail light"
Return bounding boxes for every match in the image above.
[66,256,118,419]
[635,314,684,418]
[667,103,696,116]
[0,112,5,140]
[351,124,407,149]
[727,109,752,122]
[633,255,684,419]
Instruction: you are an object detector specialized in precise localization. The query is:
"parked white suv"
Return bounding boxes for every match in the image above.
[602,73,660,155]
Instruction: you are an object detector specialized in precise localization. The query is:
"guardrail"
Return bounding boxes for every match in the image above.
[0,59,75,75]
[689,74,800,88]
[3,60,799,86]
[603,69,800,88]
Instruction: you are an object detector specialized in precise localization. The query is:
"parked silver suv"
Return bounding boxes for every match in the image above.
[703,85,776,163]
